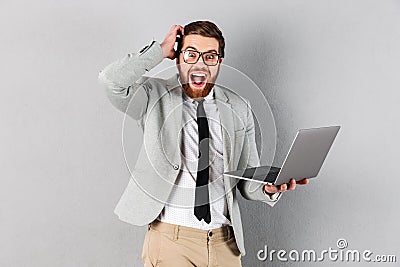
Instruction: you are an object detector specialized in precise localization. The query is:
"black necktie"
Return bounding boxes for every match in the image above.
[194,100,211,224]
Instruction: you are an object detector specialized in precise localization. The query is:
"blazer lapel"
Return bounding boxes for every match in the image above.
[214,85,235,172]
[163,74,183,169]
[214,85,239,197]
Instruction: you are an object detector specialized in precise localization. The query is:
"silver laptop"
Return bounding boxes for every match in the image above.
[224,126,340,185]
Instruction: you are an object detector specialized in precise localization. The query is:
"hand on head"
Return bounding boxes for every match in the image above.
[160,24,184,59]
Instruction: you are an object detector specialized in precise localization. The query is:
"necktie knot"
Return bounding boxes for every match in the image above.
[196,99,206,118]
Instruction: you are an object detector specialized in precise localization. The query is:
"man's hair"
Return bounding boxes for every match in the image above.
[177,20,225,58]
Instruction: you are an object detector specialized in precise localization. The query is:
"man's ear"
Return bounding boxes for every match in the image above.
[219,58,223,64]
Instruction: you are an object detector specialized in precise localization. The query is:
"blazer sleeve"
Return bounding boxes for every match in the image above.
[236,99,282,207]
[98,40,163,120]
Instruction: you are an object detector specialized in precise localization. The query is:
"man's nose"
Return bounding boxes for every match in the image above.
[194,57,208,68]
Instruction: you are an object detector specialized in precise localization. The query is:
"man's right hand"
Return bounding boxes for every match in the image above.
[160,24,184,60]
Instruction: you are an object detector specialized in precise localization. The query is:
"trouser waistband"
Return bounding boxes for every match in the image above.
[149,220,234,242]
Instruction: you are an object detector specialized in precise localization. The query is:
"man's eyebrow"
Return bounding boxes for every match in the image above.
[184,46,218,53]
[184,46,198,51]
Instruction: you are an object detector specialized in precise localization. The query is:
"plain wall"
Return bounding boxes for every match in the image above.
[1,0,399,266]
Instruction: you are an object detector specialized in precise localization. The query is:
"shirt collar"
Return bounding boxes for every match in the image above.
[178,75,215,103]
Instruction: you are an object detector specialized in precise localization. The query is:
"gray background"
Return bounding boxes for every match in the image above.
[1,0,399,266]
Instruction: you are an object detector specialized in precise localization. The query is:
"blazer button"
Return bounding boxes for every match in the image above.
[173,164,179,170]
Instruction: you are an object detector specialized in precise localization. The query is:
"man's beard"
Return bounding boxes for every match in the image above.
[181,82,214,99]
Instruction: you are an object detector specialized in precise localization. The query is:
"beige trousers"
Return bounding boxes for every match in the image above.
[141,220,242,267]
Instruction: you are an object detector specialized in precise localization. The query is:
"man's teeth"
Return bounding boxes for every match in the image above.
[192,73,206,77]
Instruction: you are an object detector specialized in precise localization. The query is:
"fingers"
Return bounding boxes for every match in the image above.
[288,178,296,190]
[174,25,184,42]
[176,25,184,36]
[161,24,184,60]
[276,179,295,192]
[171,24,184,36]
[287,178,308,189]
[296,178,309,185]
[264,183,287,193]
[264,178,309,194]
[170,24,182,31]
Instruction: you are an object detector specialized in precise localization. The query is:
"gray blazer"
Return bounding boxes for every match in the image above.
[98,41,281,256]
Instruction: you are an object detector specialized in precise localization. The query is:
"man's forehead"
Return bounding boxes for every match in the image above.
[182,34,219,51]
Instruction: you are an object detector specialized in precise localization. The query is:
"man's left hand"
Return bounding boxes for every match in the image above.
[264,178,309,194]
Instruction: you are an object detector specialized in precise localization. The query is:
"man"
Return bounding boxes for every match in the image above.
[98,21,308,267]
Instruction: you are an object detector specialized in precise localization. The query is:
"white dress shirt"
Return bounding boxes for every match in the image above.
[157,84,232,230]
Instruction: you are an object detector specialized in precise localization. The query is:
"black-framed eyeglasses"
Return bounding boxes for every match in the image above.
[179,50,221,66]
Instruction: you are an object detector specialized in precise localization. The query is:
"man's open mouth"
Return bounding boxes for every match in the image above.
[189,72,207,88]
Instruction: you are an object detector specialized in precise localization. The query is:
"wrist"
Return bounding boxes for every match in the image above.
[160,42,169,58]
